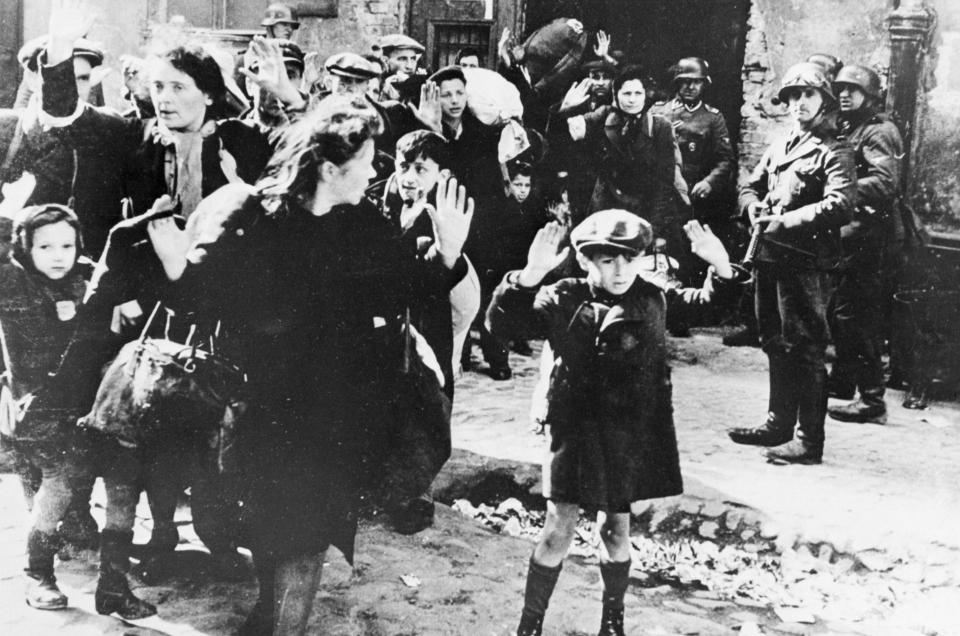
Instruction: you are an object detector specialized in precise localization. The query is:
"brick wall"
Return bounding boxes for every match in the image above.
[737,0,891,183]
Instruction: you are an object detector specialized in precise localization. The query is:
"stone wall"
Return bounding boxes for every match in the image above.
[738,0,892,182]
[912,0,960,233]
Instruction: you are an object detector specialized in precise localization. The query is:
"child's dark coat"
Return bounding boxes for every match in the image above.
[487,274,683,511]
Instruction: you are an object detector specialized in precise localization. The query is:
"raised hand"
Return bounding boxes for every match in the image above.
[560,79,593,112]
[48,0,96,66]
[425,174,474,267]
[239,37,304,108]
[518,221,570,287]
[593,30,611,59]
[415,80,442,132]
[498,27,513,66]
[683,220,732,279]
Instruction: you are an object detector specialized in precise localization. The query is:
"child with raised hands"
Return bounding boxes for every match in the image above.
[486,211,744,636]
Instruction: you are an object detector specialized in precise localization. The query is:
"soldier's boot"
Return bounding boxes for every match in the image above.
[516,557,562,636]
[95,529,156,619]
[25,530,67,610]
[768,364,825,465]
[598,560,629,636]
[729,354,797,446]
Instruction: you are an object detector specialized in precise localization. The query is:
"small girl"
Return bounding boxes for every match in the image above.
[0,204,92,610]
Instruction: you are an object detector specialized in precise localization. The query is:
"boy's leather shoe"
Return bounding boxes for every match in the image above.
[765,440,822,465]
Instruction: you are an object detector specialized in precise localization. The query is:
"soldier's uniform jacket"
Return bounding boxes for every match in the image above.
[651,98,734,195]
[836,108,904,247]
[739,122,856,270]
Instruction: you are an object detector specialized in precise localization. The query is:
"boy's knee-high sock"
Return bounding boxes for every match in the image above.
[599,559,631,608]
[521,556,562,621]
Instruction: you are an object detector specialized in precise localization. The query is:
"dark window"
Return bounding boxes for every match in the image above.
[431,22,491,69]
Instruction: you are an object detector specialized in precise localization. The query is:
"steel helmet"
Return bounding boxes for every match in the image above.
[834,64,882,100]
[673,57,711,85]
[805,53,844,81]
[261,3,300,29]
[777,62,836,104]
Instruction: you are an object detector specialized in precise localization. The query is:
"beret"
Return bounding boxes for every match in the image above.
[18,35,104,72]
[324,52,379,79]
[377,34,425,54]
[570,209,653,255]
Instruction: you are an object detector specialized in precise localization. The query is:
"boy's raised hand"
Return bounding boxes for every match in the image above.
[48,0,96,66]
[239,37,305,108]
[518,222,569,288]
[425,174,474,268]
[416,81,442,132]
[684,220,733,279]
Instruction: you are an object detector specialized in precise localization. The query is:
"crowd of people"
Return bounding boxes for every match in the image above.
[0,1,915,635]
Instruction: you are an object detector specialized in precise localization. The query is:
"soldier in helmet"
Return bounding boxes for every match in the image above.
[651,57,734,227]
[826,64,903,425]
[728,62,856,465]
[261,2,300,41]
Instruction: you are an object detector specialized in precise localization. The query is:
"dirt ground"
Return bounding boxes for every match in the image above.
[0,330,958,635]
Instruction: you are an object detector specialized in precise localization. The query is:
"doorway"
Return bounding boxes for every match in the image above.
[523,0,750,146]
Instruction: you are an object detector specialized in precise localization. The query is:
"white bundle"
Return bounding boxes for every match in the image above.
[463,67,523,127]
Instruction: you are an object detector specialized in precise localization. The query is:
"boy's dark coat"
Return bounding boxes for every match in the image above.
[487,274,683,509]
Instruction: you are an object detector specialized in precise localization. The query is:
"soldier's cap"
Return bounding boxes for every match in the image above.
[571,209,654,256]
[581,59,617,75]
[261,3,300,28]
[18,35,105,72]
[324,52,380,80]
[376,34,425,54]
[245,39,305,72]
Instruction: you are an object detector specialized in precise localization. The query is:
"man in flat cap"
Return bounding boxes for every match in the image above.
[378,34,428,105]
[261,2,300,41]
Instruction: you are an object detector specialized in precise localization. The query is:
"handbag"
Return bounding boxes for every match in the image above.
[375,310,452,508]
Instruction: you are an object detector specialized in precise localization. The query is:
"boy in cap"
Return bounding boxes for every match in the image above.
[487,211,742,636]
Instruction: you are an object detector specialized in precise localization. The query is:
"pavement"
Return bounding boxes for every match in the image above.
[0,328,957,635]
[454,330,960,567]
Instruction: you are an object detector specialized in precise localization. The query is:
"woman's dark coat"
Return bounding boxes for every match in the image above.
[172,184,466,561]
[583,107,682,228]
[38,58,273,222]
